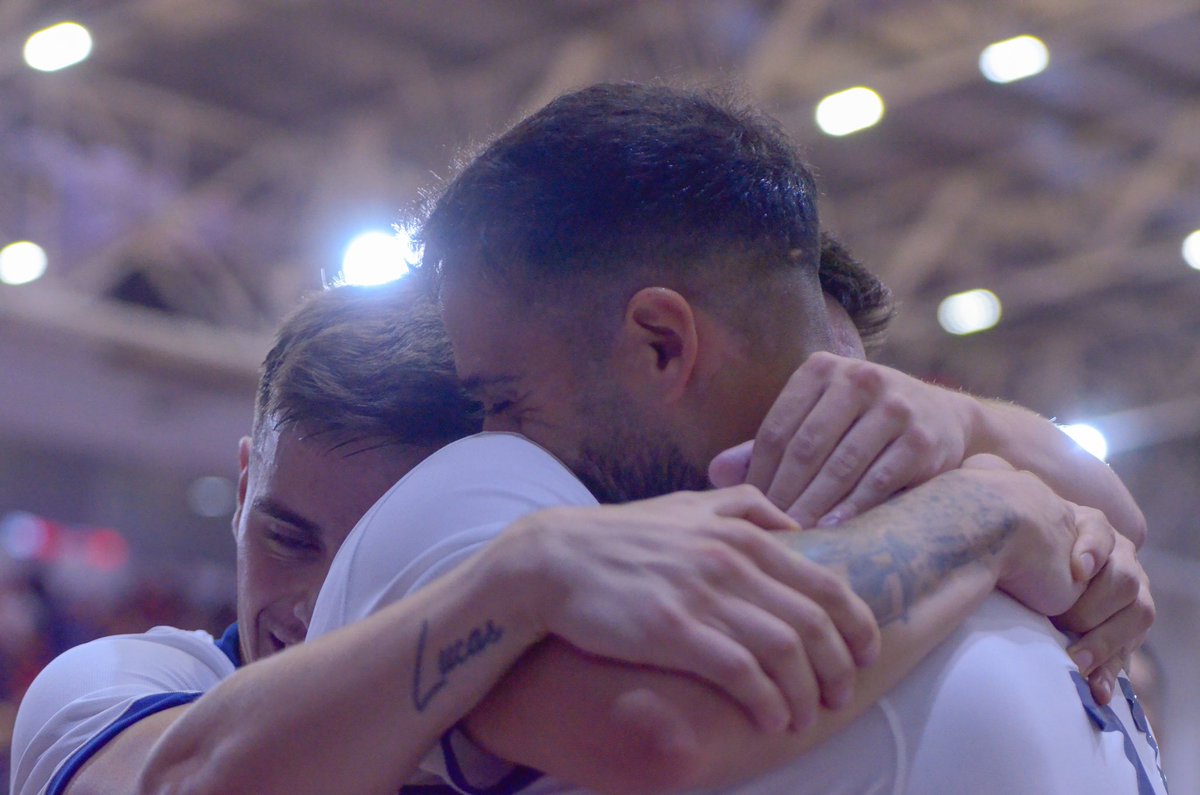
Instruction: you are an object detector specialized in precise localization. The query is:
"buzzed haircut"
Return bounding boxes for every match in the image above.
[255,278,481,451]
[419,82,825,346]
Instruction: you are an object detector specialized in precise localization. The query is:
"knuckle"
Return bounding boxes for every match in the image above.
[805,351,838,378]
[757,420,791,453]
[879,394,914,423]
[1136,595,1156,627]
[650,603,689,635]
[863,464,899,496]
[1110,568,1141,602]
[902,425,935,454]
[728,482,765,504]
[715,648,759,683]
[805,567,852,605]
[827,447,863,479]
[698,544,743,581]
[794,604,836,643]
[785,432,824,466]
[763,627,804,661]
[845,362,884,393]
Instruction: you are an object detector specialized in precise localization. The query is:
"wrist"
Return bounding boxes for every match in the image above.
[475,511,565,644]
[941,468,1020,583]
[958,391,993,459]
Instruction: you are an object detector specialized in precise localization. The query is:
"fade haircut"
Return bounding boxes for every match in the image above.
[254,278,482,452]
[818,232,895,353]
[420,82,824,349]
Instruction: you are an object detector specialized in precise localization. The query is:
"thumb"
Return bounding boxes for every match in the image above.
[709,440,754,488]
[1069,504,1114,582]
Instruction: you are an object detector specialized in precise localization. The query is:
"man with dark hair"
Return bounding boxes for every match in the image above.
[13,279,864,794]
[311,83,1160,793]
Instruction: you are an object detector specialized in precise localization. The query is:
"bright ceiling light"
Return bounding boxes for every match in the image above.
[815,87,885,137]
[340,229,417,286]
[1059,423,1109,462]
[187,476,237,519]
[937,288,1002,335]
[0,241,49,285]
[1183,230,1200,271]
[24,21,93,72]
[979,35,1049,84]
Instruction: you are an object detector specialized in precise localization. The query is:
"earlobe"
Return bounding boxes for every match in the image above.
[620,287,698,399]
[824,294,867,360]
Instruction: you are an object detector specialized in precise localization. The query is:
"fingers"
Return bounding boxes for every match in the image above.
[710,484,800,531]
[661,619,794,733]
[1068,504,1116,582]
[812,436,918,528]
[1087,656,1126,705]
[725,528,881,668]
[1057,536,1143,632]
[785,404,901,526]
[744,357,831,495]
[1062,542,1153,702]
[707,599,825,731]
[708,441,754,488]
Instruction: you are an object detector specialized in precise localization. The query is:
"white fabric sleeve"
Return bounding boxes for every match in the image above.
[309,432,597,635]
[10,627,236,795]
[307,432,597,794]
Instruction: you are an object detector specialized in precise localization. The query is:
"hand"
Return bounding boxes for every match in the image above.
[509,485,881,734]
[1055,533,1154,705]
[960,454,1116,618]
[709,353,970,528]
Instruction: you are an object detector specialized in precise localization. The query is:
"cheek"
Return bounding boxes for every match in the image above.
[236,543,291,611]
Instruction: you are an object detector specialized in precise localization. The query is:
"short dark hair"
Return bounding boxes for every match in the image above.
[254,279,482,450]
[818,232,895,352]
[420,82,823,344]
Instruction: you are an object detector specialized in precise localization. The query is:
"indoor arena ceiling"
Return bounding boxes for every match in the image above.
[1,0,1198,560]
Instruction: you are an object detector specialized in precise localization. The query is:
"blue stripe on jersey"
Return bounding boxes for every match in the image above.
[45,691,203,795]
[440,730,542,794]
[216,623,243,668]
[1071,671,1162,795]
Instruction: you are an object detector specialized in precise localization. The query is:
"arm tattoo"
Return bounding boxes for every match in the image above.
[790,478,1017,627]
[412,618,505,712]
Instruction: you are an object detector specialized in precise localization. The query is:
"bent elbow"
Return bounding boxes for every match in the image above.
[594,689,709,795]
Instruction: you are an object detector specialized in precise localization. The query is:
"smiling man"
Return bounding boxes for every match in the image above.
[12,279,859,795]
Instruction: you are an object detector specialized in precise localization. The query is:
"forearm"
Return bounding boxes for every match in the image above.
[967,398,1146,546]
[467,471,1013,792]
[138,539,544,795]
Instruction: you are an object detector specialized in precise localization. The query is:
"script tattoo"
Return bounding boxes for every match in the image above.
[791,478,1016,626]
[412,618,505,712]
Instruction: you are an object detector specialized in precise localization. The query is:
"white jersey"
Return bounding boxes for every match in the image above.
[309,432,1167,795]
[9,625,241,795]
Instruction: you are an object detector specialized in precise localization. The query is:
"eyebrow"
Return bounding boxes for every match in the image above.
[251,497,323,539]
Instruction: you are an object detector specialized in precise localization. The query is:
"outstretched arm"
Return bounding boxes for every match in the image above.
[73,539,541,795]
[709,352,1153,700]
[464,462,1114,793]
[712,352,1144,544]
[60,488,871,795]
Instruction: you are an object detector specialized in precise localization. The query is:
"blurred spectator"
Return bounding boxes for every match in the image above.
[0,525,234,794]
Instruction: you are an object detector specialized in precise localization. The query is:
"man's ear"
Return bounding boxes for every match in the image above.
[615,287,699,402]
[232,435,252,538]
[824,294,867,360]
